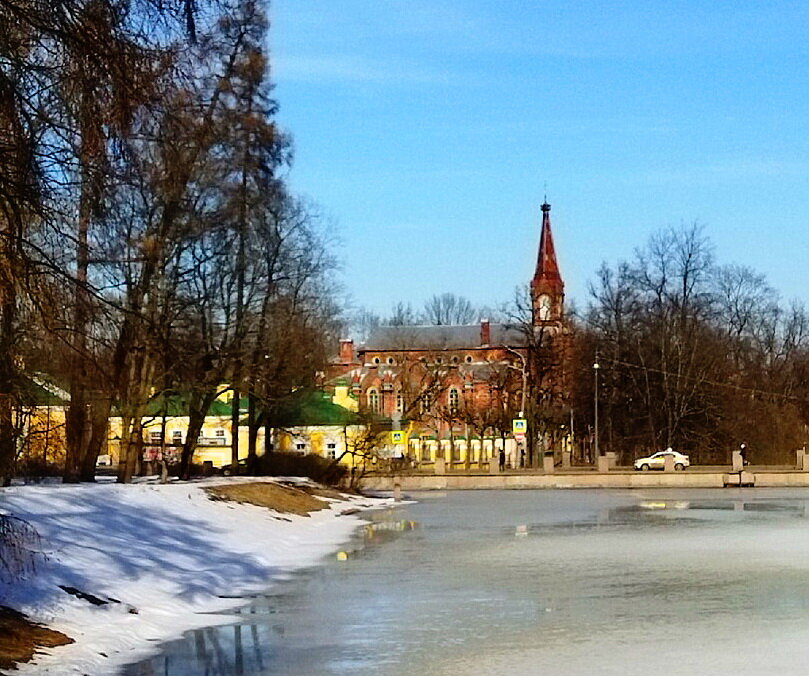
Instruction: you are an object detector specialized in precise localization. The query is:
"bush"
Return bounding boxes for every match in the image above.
[14,456,63,480]
[254,452,348,487]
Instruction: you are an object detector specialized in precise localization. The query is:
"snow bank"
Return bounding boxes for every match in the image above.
[0,479,389,674]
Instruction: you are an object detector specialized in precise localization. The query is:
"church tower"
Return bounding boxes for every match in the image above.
[530,201,564,326]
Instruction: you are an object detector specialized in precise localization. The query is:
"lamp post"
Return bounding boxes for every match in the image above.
[505,346,529,465]
[593,356,600,462]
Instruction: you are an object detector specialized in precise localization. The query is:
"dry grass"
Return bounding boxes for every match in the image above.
[0,606,73,670]
[206,481,343,516]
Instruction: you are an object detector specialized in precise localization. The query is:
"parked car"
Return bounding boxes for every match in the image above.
[634,449,690,471]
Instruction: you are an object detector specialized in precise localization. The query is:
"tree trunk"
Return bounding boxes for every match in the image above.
[64,394,89,482]
[264,411,273,456]
[230,385,240,472]
[180,389,217,480]
[122,421,142,482]
[247,391,259,473]
[0,270,18,486]
[65,103,96,483]
[78,395,111,482]
[116,413,132,483]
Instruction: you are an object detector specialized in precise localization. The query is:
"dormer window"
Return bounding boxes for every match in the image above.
[387,357,396,365]
[465,355,473,364]
[451,356,460,365]
[373,357,381,365]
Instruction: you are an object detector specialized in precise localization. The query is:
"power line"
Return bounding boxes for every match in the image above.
[601,355,804,403]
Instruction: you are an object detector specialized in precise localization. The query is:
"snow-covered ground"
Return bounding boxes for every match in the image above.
[0,478,389,674]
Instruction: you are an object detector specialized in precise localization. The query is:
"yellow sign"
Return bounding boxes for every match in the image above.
[391,430,405,444]
[512,418,527,434]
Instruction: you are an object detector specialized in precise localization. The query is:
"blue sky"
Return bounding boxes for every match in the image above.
[270,1,809,316]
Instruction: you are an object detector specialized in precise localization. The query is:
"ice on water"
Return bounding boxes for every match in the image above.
[128,488,809,675]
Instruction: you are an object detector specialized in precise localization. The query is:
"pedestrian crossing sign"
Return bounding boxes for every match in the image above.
[512,418,527,435]
[391,430,405,444]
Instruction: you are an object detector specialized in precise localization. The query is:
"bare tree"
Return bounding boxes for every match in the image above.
[583,222,809,464]
[423,293,477,326]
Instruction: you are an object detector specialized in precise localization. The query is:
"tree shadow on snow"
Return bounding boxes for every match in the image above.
[1,485,281,612]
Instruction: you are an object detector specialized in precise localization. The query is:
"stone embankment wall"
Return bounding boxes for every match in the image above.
[362,470,809,491]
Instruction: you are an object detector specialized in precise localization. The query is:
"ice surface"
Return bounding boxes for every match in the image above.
[128,488,809,675]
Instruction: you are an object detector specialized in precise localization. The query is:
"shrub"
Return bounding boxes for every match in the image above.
[255,452,348,487]
[14,456,63,480]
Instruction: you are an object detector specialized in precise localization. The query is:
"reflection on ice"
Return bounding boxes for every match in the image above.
[125,489,809,676]
[637,498,808,513]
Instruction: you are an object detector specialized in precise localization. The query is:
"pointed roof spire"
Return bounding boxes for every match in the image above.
[533,201,563,288]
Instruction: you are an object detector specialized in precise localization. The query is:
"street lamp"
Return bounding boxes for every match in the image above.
[593,356,600,462]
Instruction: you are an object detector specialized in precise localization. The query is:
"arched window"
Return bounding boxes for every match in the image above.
[367,388,380,413]
[449,387,460,415]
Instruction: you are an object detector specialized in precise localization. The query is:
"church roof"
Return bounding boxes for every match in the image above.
[361,323,527,351]
[533,201,563,291]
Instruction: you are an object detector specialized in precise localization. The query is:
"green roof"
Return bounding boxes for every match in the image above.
[273,390,359,427]
[20,376,70,406]
[144,392,239,417]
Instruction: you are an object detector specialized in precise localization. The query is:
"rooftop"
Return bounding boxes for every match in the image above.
[362,323,527,351]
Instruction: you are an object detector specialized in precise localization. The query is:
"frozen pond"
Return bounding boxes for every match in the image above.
[125,489,809,675]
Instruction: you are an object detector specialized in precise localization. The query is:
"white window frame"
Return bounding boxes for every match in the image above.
[449,387,460,415]
[367,388,380,413]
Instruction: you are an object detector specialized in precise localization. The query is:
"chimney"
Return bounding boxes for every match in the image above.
[480,319,490,346]
[339,339,354,364]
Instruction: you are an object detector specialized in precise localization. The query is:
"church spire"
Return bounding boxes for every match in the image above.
[531,200,564,323]
[535,201,562,284]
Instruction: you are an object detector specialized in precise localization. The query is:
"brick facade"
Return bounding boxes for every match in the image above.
[327,202,568,465]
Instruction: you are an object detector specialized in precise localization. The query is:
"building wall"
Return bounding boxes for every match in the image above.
[107,415,265,467]
[17,405,68,470]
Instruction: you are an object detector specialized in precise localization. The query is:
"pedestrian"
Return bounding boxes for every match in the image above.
[520,448,525,468]
[739,442,748,466]
[499,448,506,472]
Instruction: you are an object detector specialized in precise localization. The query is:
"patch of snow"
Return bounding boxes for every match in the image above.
[0,478,389,674]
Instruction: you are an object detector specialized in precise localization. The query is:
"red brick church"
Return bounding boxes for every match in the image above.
[328,202,569,468]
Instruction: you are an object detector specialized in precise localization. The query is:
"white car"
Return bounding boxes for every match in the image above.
[634,449,690,471]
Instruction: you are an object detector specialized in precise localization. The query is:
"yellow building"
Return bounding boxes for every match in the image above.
[107,389,375,470]
[16,376,70,474]
[269,390,370,469]
[108,391,263,468]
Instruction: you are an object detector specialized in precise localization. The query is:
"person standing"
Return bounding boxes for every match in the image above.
[499,448,506,472]
[739,442,748,466]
